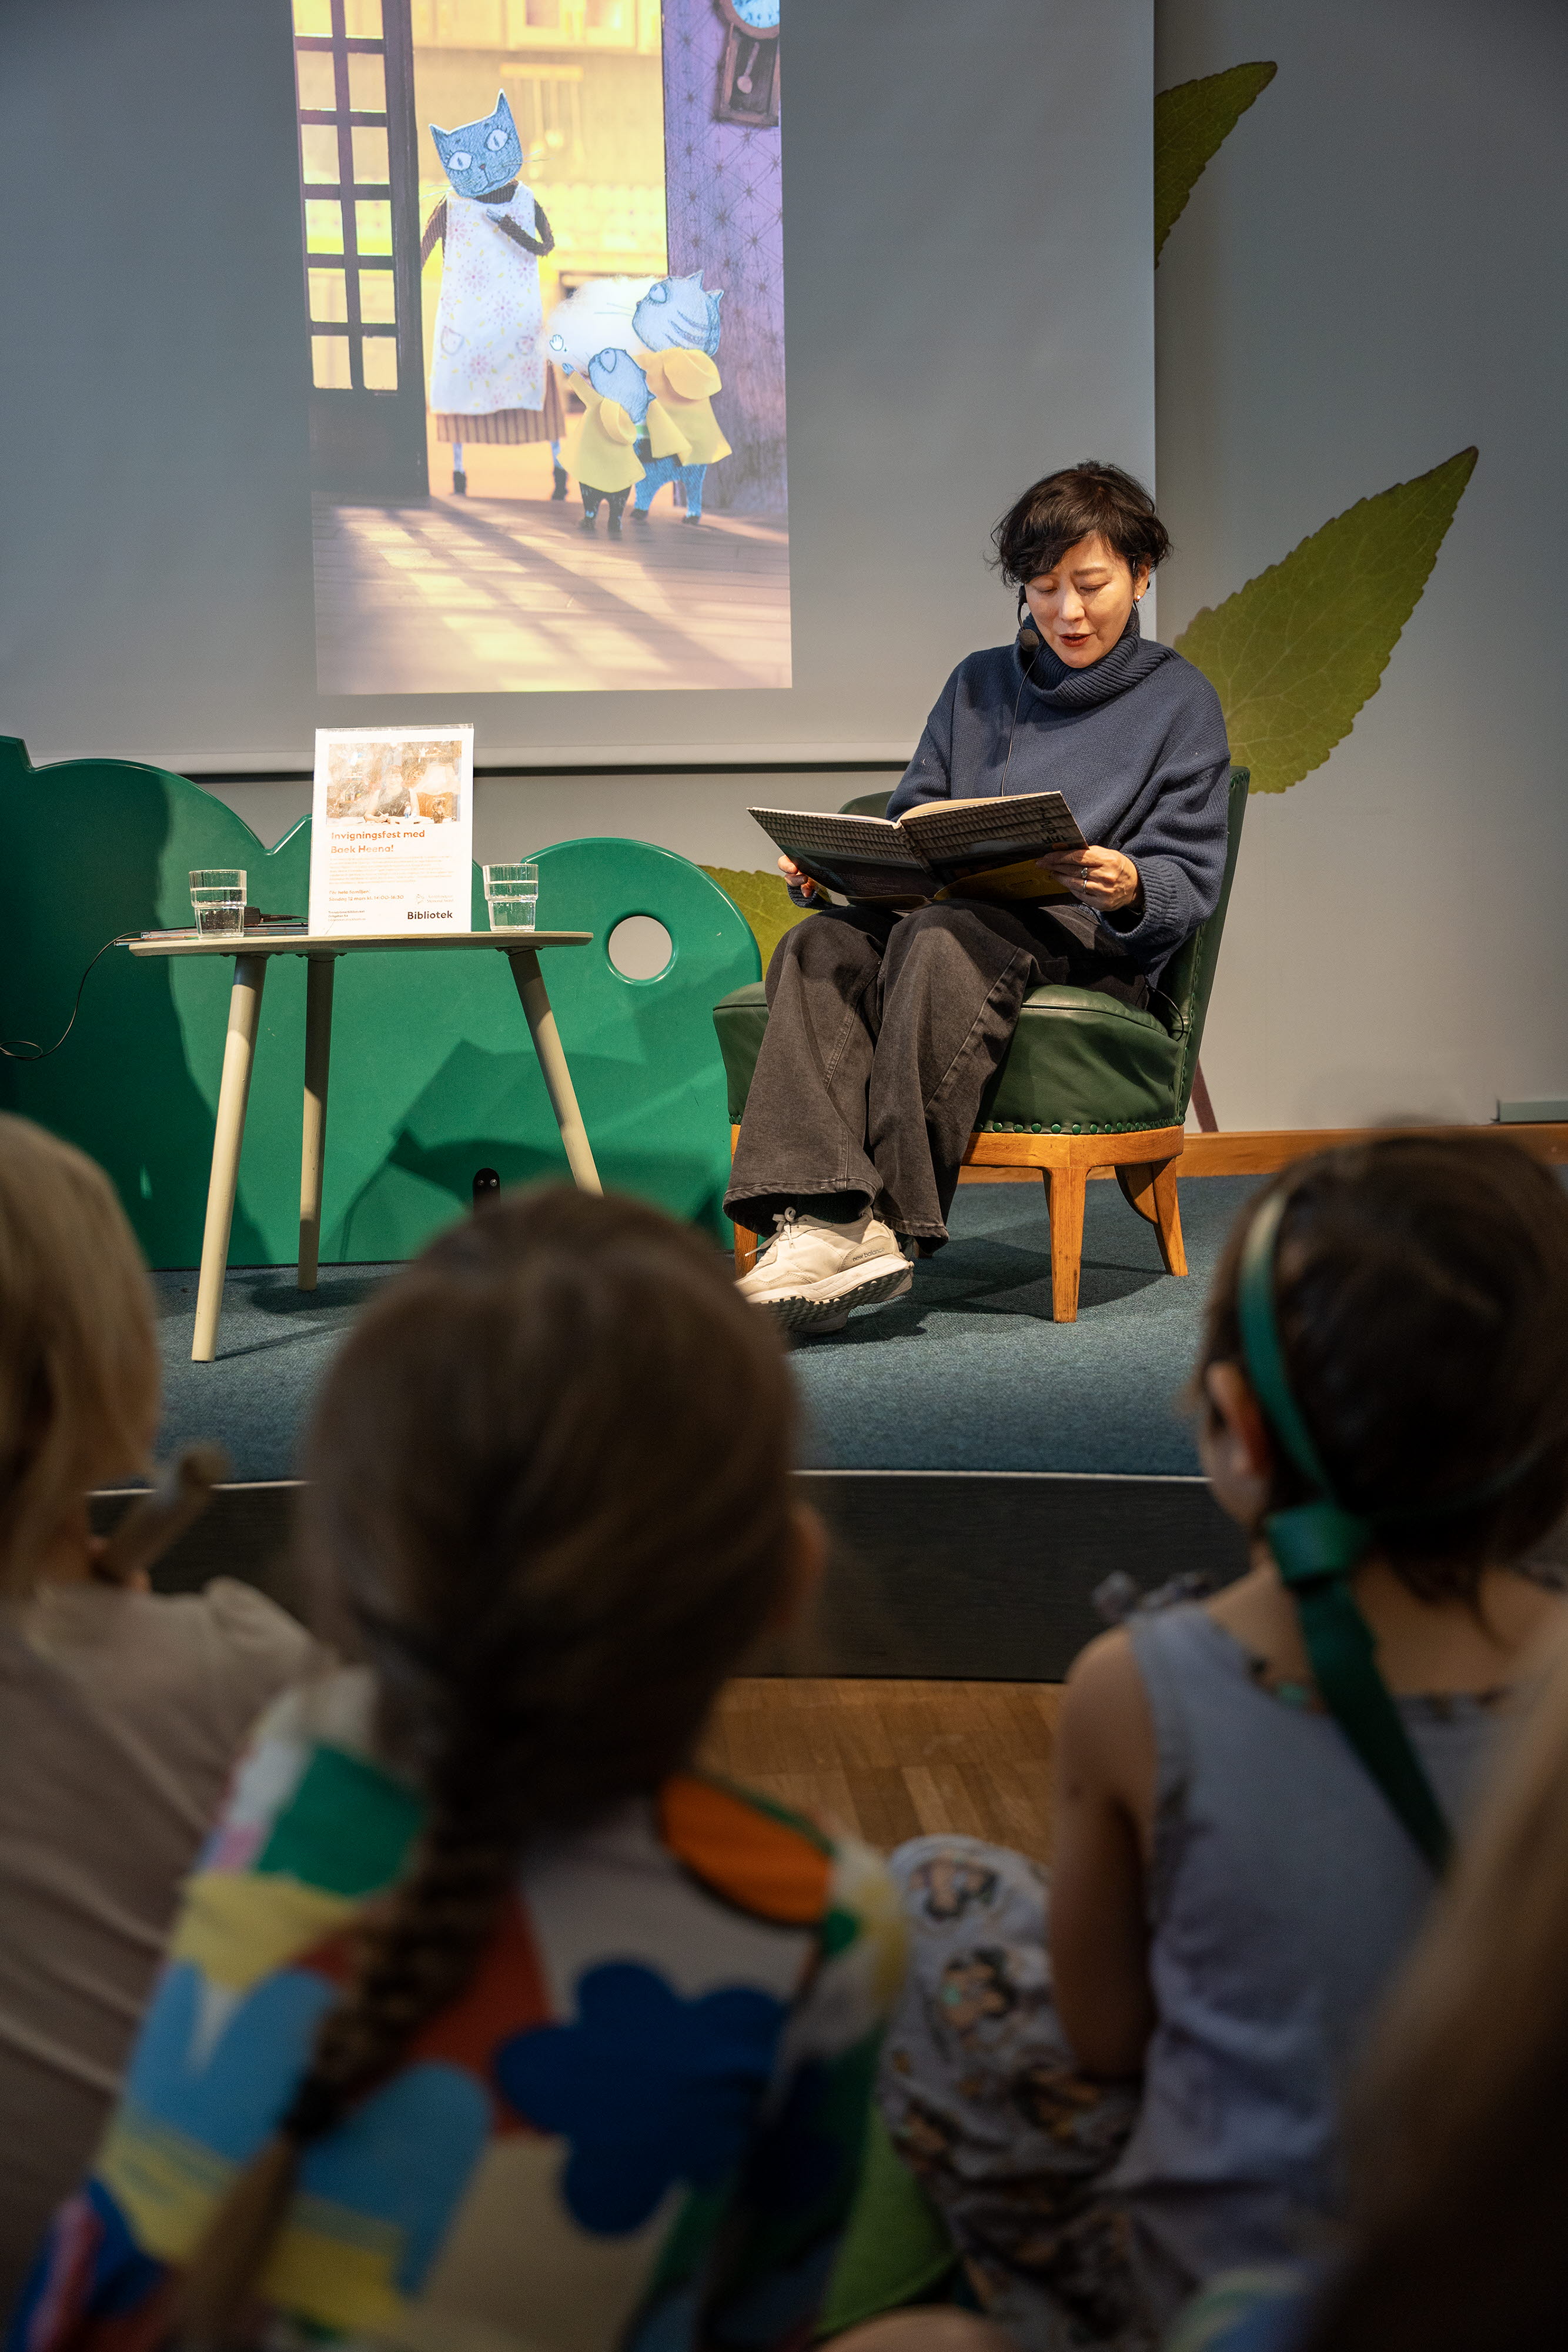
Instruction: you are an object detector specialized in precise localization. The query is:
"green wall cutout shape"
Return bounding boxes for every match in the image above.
[1173,447,1479,797]
[701,865,816,969]
[0,741,758,1266]
[1155,61,1278,263]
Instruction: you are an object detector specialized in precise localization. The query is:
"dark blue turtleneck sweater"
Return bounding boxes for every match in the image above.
[886,610,1231,974]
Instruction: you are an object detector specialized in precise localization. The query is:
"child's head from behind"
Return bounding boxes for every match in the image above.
[0,1115,157,1592]
[1195,1135,1568,1595]
[302,1183,806,1831]
[178,1187,810,2346]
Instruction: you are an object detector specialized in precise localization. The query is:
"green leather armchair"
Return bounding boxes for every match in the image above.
[713,768,1248,1322]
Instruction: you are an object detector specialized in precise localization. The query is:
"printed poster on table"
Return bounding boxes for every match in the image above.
[308,725,474,937]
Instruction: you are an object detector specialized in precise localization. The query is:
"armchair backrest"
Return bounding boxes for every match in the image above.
[1159,766,1249,1120]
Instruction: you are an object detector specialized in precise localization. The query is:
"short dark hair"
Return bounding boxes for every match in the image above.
[1193,1134,1568,1598]
[991,462,1171,587]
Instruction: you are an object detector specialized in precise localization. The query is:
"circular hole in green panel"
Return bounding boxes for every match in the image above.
[607,915,674,981]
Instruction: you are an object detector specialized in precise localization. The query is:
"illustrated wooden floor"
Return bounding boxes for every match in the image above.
[703,1678,1062,1859]
[313,486,791,695]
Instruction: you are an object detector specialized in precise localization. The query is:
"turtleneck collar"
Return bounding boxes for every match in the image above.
[1014,601,1170,710]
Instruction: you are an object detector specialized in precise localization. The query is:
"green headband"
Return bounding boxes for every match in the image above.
[1234,1184,1452,1869]
[1236,1186,1368,1580]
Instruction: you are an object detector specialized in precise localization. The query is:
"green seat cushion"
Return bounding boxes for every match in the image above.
[713,980,1183,1136]
[979,984,1183,1135]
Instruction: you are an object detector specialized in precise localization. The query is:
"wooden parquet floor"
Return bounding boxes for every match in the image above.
[702,1678,1062,1860]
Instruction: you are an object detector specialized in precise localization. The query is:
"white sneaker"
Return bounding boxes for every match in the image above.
[737,1207,912,1330]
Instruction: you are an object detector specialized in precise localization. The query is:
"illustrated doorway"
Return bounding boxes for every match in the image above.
[292,0,429,498]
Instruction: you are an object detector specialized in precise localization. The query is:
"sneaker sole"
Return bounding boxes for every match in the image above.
[764,1262,912,1330]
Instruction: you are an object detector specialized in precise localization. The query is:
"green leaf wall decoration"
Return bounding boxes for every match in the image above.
[701,865,815,967]
[1174,447,1478,796]
[1155,62,1277,262]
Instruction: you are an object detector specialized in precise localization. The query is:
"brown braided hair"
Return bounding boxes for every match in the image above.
[177,1186,800,2346]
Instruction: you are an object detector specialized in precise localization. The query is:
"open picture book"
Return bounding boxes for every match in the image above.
[748,792,1089,906]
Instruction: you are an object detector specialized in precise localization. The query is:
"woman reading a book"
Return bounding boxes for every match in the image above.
[728,462,1231,1329]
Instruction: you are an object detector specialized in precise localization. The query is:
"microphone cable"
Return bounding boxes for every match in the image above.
[998,604,1045,803]
[0,933,141,1061]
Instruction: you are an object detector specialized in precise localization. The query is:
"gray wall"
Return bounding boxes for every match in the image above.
[1155,0,1568,1128]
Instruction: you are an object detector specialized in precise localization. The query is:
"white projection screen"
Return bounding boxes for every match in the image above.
[0,0,1152,772]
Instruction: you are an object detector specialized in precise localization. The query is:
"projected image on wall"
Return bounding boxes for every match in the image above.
[293,0,788,697]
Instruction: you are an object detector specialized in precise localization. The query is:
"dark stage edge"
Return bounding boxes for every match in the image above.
[95,1467,1251,1682]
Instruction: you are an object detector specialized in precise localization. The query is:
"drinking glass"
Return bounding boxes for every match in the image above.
[189,869,247,936]
[483,862,539,931]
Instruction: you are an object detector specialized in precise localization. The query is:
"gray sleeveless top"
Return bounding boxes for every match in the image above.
[1109,1604,1505,2307]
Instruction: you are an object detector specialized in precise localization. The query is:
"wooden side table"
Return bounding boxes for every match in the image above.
[127,931,599,1361]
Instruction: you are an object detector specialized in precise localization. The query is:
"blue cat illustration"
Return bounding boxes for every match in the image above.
[628,273,729,527]
[587,347,651,426]
[631,270,724,359]
[563,346,661,536]
[430,91,522,199]
[420,94,563,496]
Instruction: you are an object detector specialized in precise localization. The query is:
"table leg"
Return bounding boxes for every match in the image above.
[298,956,337,1291]
[192,953,268,1364]
[507,947,603,1194]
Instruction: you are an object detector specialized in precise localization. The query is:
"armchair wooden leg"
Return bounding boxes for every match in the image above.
[1116,1158,1188,1277]
[1045,1164,1088,1322]
[728,1125,757,1274]
[1151,1158,1187,1276]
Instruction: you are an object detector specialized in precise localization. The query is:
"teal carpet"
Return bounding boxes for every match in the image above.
[791,1174,1261,1473]
[153,1264,399,1487]
[152,1176,1263,1483]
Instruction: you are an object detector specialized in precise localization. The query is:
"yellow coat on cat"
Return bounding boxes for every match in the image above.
[641,350,731,467]
[563,382,650,493]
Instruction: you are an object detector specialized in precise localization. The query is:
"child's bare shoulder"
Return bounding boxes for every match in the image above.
[1061,1627,1154,1769]
[1065,1623,1141,1700]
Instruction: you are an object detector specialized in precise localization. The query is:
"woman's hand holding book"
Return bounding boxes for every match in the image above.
[1038,845,1142,913]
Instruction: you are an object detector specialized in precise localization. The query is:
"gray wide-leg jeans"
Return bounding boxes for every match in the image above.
[725,897,1148,1247]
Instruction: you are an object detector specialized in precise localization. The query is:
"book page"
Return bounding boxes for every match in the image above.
[933,860,1071,905]
[898,791,1085,865]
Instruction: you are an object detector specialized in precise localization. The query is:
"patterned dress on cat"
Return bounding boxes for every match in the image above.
[422,187,565,447]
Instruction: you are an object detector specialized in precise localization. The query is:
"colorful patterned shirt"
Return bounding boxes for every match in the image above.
[10,1670,905,2352]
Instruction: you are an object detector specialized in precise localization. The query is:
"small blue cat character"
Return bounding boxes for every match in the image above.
[560,347,664,536]
[629,272,730,526]
[419,92,565,496]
